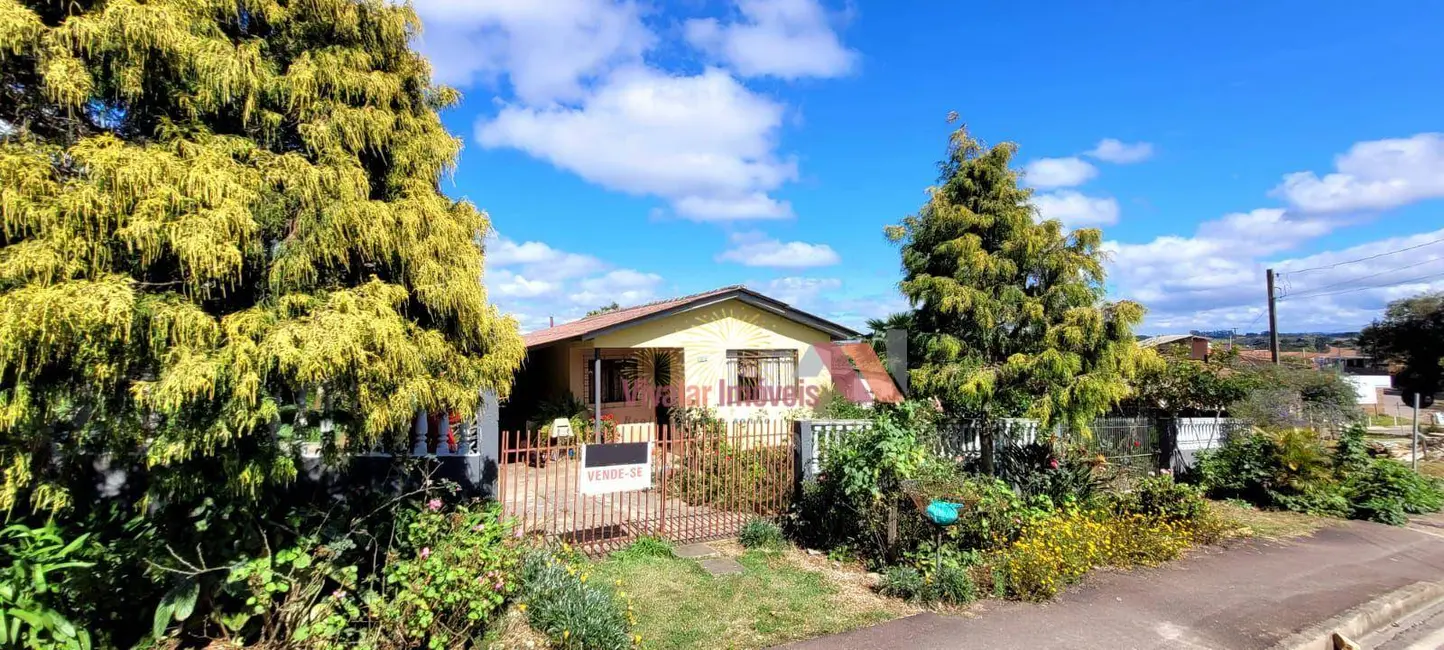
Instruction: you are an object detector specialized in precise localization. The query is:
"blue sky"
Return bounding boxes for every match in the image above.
[413,0,1444,334]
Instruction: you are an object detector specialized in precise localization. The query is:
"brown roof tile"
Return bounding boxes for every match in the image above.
[522,286,743,348]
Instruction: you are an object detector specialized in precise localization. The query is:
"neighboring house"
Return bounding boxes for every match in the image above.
[501,286,904,440]
[1139,334,1211,361]
[1237,347,1390,375]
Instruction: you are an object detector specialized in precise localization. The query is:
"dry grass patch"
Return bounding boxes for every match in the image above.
[1209,499,1334,540]
[590,541,912,650]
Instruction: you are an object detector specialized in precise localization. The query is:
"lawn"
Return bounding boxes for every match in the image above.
[589,542,912,650]
[1209,499,1334,539]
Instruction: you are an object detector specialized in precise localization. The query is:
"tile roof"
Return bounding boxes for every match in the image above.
[835,342,905,404]
[521,285,860,348]
[1139,334,1208,348]
[522,286,741,348]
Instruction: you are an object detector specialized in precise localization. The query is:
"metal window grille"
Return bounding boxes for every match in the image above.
[726,349,797,402]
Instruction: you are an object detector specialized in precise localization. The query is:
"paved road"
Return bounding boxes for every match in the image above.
[779,517,1444,650]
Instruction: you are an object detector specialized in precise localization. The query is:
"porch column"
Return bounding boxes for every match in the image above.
[593,348,602,444]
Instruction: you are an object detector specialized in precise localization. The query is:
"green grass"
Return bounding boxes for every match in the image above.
[591,546,908,650]
[1209,499,1334,539]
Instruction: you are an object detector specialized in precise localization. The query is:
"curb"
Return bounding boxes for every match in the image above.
[1268,581,1444,650]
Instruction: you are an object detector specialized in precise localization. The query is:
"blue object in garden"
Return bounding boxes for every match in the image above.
[924,500,964,526]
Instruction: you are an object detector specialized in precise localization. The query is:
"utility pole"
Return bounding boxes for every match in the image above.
[1266,268,1280,364]
[1413,393,1421,471]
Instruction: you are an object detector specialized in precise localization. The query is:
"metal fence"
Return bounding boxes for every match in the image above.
[498,420,795,554]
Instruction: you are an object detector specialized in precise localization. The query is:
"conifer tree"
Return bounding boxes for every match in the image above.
[0,0,524,510]
[886,126,1150,430]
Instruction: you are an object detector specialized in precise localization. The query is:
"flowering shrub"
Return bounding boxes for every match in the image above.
[1004,509,1196,601]
[516,548,638,650]
[370,499,520,648]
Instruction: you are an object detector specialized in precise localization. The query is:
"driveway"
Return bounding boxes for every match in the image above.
[778,517,1444,649]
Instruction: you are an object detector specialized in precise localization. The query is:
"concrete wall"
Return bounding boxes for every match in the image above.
[1345,375,1392,405]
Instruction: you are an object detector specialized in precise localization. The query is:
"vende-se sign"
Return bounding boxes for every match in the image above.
[580,442,652,495]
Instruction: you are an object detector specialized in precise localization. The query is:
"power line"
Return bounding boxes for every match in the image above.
[1284,257,1441,297]
[1281,236,1444,276]
[1279,271,1444,302]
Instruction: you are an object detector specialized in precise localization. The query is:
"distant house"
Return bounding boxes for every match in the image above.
[502,286,904,440]
[1139,334,1211,361]
[1237,347,1389,375]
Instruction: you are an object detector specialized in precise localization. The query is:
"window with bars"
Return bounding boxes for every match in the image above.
[585,356,636,404]
[726,349,798,402]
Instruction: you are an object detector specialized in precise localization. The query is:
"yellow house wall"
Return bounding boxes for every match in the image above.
[585,299,837,422]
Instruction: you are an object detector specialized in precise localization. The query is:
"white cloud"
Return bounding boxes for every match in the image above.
[488,269,560,298]
[482,231,666,331]
[569,269,665,306]
[685,0,856,79]
[762,276,843,305]
[409,0,653,104]
[1087,139,1154,164]
[483,232,604,280]
[1033,191,1120,228]
[477,67,798,221]
[755,277,906,330]
[717,232,840,267]
[1023,157,1098,189]
[1271,133,1444,214]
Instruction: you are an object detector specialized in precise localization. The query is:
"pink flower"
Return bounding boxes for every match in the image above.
[331,589,346,600]
[426,498,442,511]
[513,528,523,538]
[1048,458,1060,470]
[420,547,431,559]
[473,523,485,532]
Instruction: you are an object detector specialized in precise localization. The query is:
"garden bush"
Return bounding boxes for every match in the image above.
[0,523,92,650]
[1345,459,1444,525]
[877,563,976,606]
[1121,473,1209,522]
[1004,509,1196,601]
[739,519,786,549]
[517,548,637,650]
[1194,424,1444,524]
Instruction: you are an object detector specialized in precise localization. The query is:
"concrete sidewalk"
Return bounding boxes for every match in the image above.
[778,518,1444,650]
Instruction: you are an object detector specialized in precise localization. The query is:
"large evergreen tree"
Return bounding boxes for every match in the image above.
[0,0,524,510]
[885,126,1149,430]
[1359,291,1444,407]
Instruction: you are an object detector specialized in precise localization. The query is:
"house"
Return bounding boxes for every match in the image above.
[1139,334,1211,361]
[1236,347,1389,375]
[500,286,904,440]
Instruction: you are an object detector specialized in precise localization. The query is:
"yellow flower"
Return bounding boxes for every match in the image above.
[581,573,588,583]
[517,603,527,612]
[564,630,570,640]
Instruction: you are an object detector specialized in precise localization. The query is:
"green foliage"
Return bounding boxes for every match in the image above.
[811,384,871,419]
[878,565,925,601]
[368,500,518,648]
[1226,363,1359,431]
[886,126,1150,429]
[1345,459,1444,526]
[738,519,785,550]
[1195,426,1444,524]
[1358,292,1443,407]
[1129,350,1251,416]
[992,440,1104,507]
[1116,473,1209,522]
[0,523,92,650]
[192,496,520,650]
[0,0,525,513]
[517,549,636,650]
[586,302,622,317]
[613,537,673,561]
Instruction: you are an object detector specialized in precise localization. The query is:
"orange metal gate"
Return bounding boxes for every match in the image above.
[498,420,796,553]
